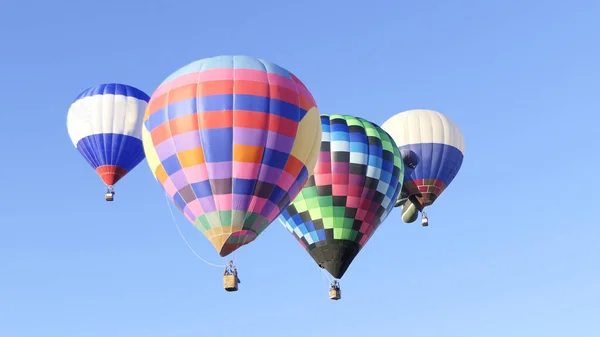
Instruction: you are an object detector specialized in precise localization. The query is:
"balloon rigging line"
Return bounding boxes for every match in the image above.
[321,268,333,286]
[165,194,226,268]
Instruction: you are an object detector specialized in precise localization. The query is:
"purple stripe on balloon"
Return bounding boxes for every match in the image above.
[172,130,201,152]
[332,162,349,173]
[257,164,283,184]
[206,162,233,179]
[169,169,189,190]
[183,206,196,221]
[265,132,294,153]
[199,196,216,213]
[233,127,268,146]
[349,173,365,186]
[154,138,176,161]
[233,193,253,211]
[260,199,278,217]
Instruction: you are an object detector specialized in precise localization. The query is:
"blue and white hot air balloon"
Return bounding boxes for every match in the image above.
[381,109,465,226]
[67,83,150,201]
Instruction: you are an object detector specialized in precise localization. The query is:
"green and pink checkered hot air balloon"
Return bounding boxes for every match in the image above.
[279,114,404,300]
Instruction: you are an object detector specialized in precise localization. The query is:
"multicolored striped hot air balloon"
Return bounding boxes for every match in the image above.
[279,114,403,299]
[381,109,465,226]
[142,55,322,258]
[67,83,150,201]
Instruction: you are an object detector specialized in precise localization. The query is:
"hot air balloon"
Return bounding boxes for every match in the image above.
[67,83,150,201]
[142,55,322,291]
[279,114,404,300]
[381,109,465,226]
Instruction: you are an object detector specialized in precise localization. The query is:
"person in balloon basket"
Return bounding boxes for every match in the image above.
[224,261,241,284]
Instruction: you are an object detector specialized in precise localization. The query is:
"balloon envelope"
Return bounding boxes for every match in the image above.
[381,109,464,210]
[67,83,149,187]
[279,114,404,279]
[142,55,322,257]
[401,200,419,223]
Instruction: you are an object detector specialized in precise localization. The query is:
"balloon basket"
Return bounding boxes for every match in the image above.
[329,288,341,300]
[105,192,114,202]
[224,274,238,292]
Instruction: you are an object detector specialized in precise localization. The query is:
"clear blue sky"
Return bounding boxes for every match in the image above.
[1,0,599,336]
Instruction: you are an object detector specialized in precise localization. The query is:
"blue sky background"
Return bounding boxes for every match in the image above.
[1,0,599,336]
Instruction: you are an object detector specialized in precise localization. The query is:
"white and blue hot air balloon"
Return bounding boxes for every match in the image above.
[67,83,150,201]
[381,109,465,226]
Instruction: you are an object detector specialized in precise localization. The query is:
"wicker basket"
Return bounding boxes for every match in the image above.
[329,288,341,300]
[224,274,238,291]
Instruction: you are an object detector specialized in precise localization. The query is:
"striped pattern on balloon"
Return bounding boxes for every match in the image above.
[381,109,464,213]
[142,55,322,257]
[67,83,149,189]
